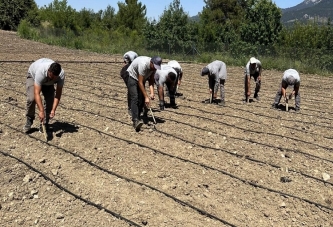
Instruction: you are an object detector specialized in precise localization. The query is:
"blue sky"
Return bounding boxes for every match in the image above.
[34,0,304,20]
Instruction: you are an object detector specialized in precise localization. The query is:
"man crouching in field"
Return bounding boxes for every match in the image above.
[24,58,65,133]
[154,64,178,110]
[126,56,162,131]
[272,69,301,112]
[120,51,138,115]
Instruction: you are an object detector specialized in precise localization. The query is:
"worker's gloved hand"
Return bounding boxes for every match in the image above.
[159,100,165,110]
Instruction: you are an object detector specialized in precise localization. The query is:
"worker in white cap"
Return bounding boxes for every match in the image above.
[244,57,262,103]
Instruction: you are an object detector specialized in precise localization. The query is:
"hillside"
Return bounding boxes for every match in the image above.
[190,0,333,25]
[281,0,333,24]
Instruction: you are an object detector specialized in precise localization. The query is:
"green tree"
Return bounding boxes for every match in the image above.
[199,0,247,45]
[278,20,333,49]
[145,0,196,53]
[0,0,38,30]
[101,5,116,30]
[115,0,147,34]
[240,0,282,45]
[39,0,77,30]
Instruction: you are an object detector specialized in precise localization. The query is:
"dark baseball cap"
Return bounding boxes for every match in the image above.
[201,67,209,76]
[151,56,162,70]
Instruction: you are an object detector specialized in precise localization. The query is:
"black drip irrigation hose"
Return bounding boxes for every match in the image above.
[3,119,333,215]
[0,149,142,227]
[2,85,333,181]
[2,94,333,187]
[0,123,238,227]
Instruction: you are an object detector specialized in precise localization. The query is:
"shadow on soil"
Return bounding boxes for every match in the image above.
[276,104,296,112]
[49,121,79,140]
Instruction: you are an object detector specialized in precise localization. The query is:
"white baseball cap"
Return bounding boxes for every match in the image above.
[250,57,257,64]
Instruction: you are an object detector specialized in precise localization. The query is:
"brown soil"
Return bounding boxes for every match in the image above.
[0,30,333,227]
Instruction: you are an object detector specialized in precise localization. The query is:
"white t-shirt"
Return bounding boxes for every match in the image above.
[206,60,227,80]
[28,58,65,87]
[127,56,154,81]
[282,69,300,85]
[154,65,177,86]
[167,60,182,73]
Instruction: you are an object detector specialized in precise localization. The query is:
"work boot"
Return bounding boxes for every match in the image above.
[271,103,278,109]
[170,99,177,108]
[133,119,143,132]
[243,96,250,104]
[23,117,33,133]
[254,93,260,101]
[218,100,225,107]
[203,99,210,104]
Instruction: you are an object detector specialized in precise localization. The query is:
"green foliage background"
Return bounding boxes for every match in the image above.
[2,0,333,75]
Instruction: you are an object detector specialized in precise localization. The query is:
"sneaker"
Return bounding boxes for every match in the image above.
[218,100,225,107]
[295,107,300,112]
[170,100,177,108]
[243,96,250,104]
[202,99,210,104]
[133,120,143,132]
[23,118,33,133]
[128,109,132,117]
[254,93,260,101]
[39,123,50,133]
[271,103,278,109]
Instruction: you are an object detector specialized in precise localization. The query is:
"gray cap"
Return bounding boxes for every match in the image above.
[151,56,162,70]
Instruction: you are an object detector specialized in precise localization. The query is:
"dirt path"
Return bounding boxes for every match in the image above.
[1,30,332,227]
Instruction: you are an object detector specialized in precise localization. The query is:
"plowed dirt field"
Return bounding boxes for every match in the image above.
[1,30,332,227]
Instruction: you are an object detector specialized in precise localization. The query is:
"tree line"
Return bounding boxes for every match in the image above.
[1,0,333,74]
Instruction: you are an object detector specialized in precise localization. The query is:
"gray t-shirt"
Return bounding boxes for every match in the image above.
[282,69,300,86]
[206,60,227,81]
[245,59,262,75]
[154,65,178,87]
[28,58,65,87]
[127,56,154,81]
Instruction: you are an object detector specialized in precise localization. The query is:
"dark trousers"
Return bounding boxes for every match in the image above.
[127,76,144,121]
[26,76,54,123]
[120,64,131,110]
[208,77,225,101]
[244,72,261,97]
[165,82,176,105]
